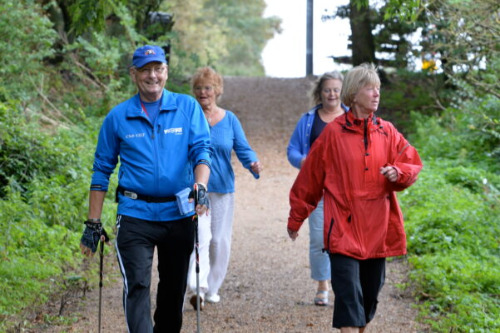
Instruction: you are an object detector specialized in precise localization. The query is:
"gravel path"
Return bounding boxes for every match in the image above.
[44,77,423,333]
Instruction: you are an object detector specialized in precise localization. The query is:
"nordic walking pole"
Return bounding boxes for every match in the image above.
[193,183,201,333]
[98,236,104,333]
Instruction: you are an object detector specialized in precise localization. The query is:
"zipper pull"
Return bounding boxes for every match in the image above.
[152,124,160,140]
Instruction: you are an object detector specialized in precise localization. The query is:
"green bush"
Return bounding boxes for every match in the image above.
[0,103,93,198]
[410,96,500,172]
[401,162,499,331]
[401,92,500,331]
[0,0,57,103]
[0,188,80,315]
[0,99,111,329]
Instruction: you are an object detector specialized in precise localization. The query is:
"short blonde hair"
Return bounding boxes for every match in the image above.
[341,63,380,107]
[311,71,344,105]
[191,67,224,97]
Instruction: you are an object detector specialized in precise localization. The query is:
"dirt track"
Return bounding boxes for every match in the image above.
[43,77,423,332]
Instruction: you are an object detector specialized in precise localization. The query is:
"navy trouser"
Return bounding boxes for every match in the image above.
[116,215,194,333]
[329,254,386,329]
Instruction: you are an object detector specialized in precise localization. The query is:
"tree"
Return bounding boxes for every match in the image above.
[324,0,418,69]
[206,0,281,76]
[163,0,281,76]
[349,0,376,65]
[419,0,499,98]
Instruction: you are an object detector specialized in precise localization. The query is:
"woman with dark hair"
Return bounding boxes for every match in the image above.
[287,71,348,306]
[288,64,422,332]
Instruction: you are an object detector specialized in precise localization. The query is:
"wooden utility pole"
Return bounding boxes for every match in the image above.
[306,0,313,76]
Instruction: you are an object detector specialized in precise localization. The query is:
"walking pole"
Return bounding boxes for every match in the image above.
[193,184,201,333]
[98,238,104,333]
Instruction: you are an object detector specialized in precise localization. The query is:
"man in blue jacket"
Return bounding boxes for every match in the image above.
[80,45,212,333]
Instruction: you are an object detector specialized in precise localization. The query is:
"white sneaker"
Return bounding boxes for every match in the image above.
[205,293,220,303]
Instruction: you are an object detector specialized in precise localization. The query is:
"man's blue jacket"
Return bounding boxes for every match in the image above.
[91,89,212,221]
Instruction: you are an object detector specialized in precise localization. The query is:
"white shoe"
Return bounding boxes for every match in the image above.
[205,293,220,303]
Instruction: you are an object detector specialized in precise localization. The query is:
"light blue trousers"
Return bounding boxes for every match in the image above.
[308,198,331,281]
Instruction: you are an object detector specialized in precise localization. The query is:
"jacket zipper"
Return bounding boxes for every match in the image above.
[325,218,334,253]
[364,118,368,151]
[154,124,161,195]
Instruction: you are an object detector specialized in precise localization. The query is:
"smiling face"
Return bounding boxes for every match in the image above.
[352,84,380,118]
[130,61,168,102]
[320,79,343,111]
[193,81,218,110]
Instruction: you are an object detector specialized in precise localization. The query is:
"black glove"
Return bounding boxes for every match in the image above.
[81,220,109,253]
[190,183,209,208]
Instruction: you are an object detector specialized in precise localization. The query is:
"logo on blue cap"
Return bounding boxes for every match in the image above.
[132,45,167,68]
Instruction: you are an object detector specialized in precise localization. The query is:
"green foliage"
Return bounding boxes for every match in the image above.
[0,102,91,197]
[163,0,281,76]
[0,0,279,329]
[0,181,82,317]
[410,96,500,172]
[64,33,134,116]
[0,111,119,330]
[69,0,128,34]
[0,0,57,103]
[401,165,500,331]
[400,88,500,330]
[419,0,500,98]
[378,70,447,130]
[5,1,498,332]
[206,0,281,76]
[383,0,421,21]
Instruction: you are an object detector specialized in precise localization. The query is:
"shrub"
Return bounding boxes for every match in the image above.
[401,97,500,331]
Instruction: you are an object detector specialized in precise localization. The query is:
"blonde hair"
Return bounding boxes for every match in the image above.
[340,63,380,107]
[191,67,224,97]
[311,71,344,105]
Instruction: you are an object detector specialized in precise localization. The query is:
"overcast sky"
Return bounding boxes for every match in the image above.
[262,0,351,78]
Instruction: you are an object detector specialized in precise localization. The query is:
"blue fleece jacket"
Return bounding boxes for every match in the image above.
[90,89,212,221]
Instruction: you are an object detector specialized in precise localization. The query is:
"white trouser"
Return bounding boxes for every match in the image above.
[187,192,235,297]
[187,208,211,296]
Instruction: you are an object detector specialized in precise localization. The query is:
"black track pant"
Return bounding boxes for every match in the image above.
[116,215,194,333]
[329,254,386,329]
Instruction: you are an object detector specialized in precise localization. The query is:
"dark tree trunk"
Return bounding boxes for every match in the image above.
[349,0,376,65]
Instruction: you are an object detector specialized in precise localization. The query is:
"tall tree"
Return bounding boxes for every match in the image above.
[349,0,376,65]
[325,0,418,68]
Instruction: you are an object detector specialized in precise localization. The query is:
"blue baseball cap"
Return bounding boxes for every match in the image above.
[132,45,167,68]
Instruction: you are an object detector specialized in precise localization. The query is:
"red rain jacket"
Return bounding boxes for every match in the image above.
[288,111,423,260]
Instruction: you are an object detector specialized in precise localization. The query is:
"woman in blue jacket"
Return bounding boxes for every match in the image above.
[186,67,262,309]
[287,71,347,306]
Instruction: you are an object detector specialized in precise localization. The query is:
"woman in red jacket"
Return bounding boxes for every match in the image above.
[287,63,422,333]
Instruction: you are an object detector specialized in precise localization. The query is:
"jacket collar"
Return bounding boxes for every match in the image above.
[306,103,322,116]
[341,110,380,132]
[126,89,178,118]
[307,103,349,116]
